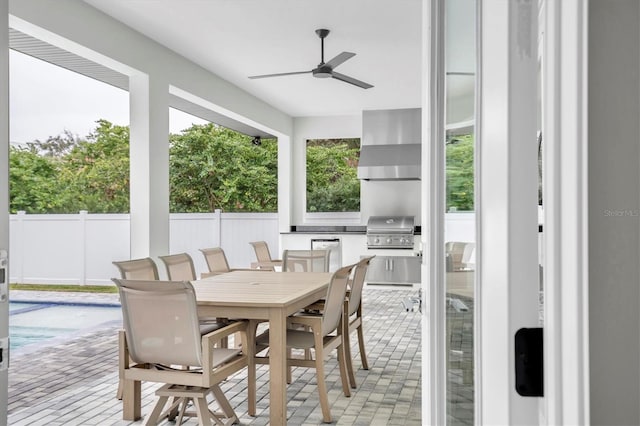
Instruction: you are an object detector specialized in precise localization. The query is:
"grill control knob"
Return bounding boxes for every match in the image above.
[386,238,392,244]
[374,238,380,244]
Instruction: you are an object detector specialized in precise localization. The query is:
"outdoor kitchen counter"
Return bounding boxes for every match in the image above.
[283,225,422,234]
[281,228,422,270]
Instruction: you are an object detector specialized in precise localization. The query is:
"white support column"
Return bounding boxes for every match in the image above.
[277,134,292,235]
[129,73,170,258]
[478,0,540,424]
[0,0,9,421]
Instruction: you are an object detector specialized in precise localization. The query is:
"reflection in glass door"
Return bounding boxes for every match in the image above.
[444,0,476,424]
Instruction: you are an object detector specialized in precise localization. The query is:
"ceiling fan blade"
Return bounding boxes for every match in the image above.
[249,70,312,79]
[331,72,373,89]
[324,52,356,69]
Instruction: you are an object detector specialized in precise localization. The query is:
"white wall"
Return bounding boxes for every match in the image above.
[292,114,422,225]
[588,1,640,424]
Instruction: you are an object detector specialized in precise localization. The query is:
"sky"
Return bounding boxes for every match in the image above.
[9,50,207,145]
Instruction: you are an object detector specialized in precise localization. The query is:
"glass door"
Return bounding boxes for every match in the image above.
[443,0,476,424]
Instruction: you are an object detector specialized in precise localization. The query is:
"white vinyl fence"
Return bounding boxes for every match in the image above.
[9,210,279,286]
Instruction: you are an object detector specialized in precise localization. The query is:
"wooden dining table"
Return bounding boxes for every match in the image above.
[120,270,332,425]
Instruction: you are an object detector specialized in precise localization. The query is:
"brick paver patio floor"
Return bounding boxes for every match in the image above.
[8,287,422,425]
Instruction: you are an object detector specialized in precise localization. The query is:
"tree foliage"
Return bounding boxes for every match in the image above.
[446,134,474,211]
[57,120,131,213]
[169,124,277,212]
[306,139,360,212]
[9,144,62,213]
[9,121,476,215]
[9,120,278,214]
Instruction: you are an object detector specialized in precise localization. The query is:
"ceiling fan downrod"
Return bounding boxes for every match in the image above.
[315,29,330,65]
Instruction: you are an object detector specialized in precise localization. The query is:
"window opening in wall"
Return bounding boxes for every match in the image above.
[306,138,360,213]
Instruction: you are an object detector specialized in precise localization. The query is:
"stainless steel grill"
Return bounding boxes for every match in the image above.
[366,216,415,249]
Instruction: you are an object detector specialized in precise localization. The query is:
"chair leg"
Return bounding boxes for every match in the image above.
[175,397,189,425]
[211,384,238,424]
[193,396,213,426]
[337,337,351,398]
[343,328,357,389]
[116,378,123,400]
[356,323,369,370]
[142,395,170,426]
[314,344,332,424]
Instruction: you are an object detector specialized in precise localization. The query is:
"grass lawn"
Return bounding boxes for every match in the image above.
[9,284,118,293]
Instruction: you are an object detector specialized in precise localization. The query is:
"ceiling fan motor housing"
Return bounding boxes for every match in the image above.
[313,65,333,78]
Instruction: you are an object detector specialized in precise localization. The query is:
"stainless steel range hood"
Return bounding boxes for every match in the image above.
[357,144,421,180]
[358,108,422,181]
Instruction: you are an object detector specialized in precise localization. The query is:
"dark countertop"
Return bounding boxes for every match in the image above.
[282,225,366,234]
[282,225,422,235]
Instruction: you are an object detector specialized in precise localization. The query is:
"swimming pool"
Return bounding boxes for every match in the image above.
[10,301,122,350]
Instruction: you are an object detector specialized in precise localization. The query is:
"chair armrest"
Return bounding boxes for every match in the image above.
[287,314,321,329]
[201,320,247,345]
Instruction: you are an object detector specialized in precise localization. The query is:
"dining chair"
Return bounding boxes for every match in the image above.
[446,241,475,271]
[112,256,159,400]
[199,247,260,278]
[282,249,331,272]
[114,278,248,426]
[249,241,283,271]
[341,256,374,387]
[251,263,356,423]
[304,256,375,388]
[112,257,159,280]
[158,253,197,281]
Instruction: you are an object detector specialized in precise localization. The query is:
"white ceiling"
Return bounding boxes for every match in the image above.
[84,0,425,118]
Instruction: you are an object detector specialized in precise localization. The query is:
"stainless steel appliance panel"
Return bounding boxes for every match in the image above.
[365,255,420,285]
[366,215,415,249]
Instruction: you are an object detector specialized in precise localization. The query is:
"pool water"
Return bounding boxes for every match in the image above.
[10,302,122,350]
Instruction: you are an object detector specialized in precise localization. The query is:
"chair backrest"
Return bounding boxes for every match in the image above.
[282,249,331,272]
[348,256,375,316]
[158,253,197,281]
[250,241,274,262]
[321,264,356,336]
[199,247,232,274]
[113,278,203,367]
[113,257,159,280]
[461,242,476,265]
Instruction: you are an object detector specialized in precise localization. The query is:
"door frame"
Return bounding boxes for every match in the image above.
[421,0,590,424]
[540,0,590,424]
[421,0,447,423]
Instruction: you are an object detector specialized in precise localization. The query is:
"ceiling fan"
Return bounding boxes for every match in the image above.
[248,29,373,89]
